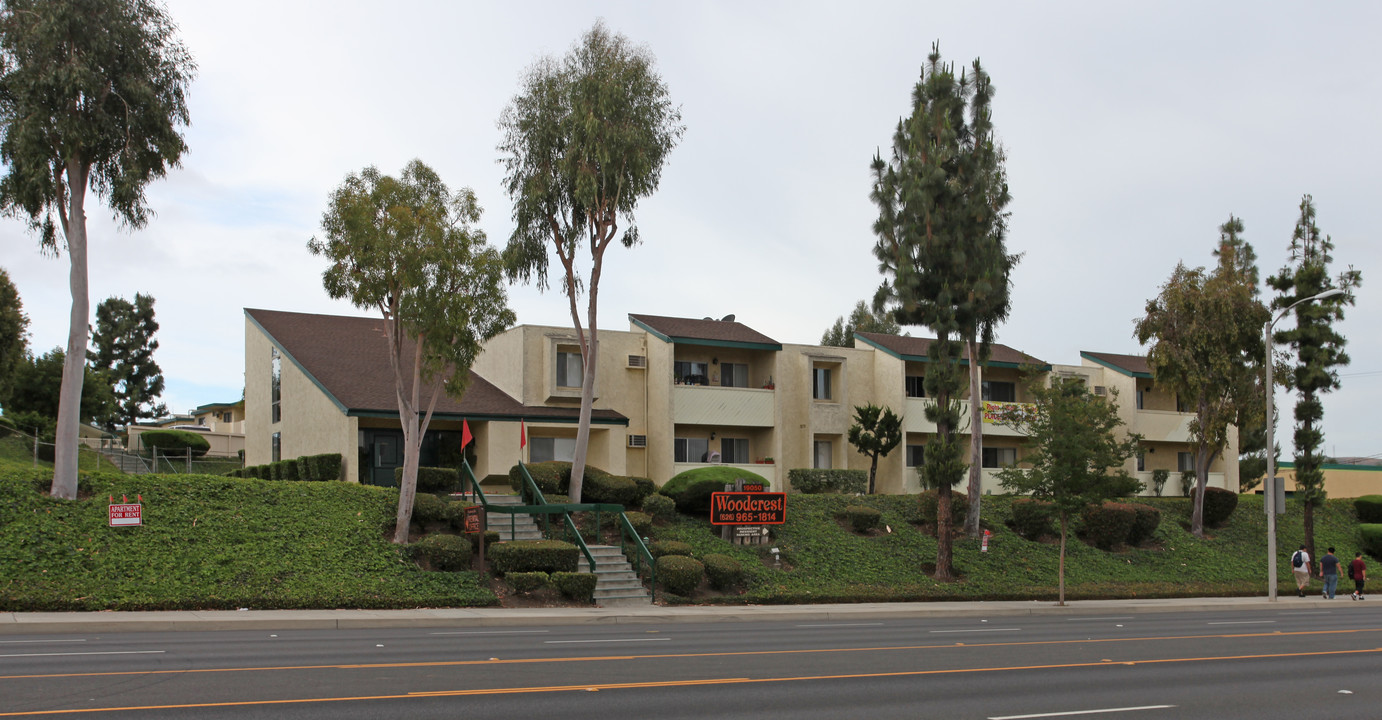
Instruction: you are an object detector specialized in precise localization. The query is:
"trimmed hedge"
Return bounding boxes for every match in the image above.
[789,468,867,495]
[844,505,881,533]
[1010,498,1056,540]
[409,534,472,571]
[507,571,549,594]
[1360,524,1382,559]
[642,493,675,520]
[1126,504,1162,546]
[917,490,968,534]
[659,467,769,514]
[702,553,743,590]
[394,466,460,493]
[277,460,300,481]
[551,572,597,602]
[489,540,579,575]
[1356,496,1382,524]
[411,493,448,525]
[657,555,704,596]
[583,473,641,507]
[624,511,652,537]
[139,429,211,457]
[509,461,570,496]
[649,540,693,558]
[1083,502,1137,550]
[1191,486,1239,527]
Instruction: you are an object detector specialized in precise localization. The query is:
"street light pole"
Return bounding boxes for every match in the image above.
[1263,287,1343,601]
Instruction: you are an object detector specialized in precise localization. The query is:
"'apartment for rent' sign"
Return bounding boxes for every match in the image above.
[108,504,142,527]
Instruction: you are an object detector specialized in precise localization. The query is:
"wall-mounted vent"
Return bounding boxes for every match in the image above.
[627,434,648,448]
[1094,386,1108,396]
[627,355,647,369]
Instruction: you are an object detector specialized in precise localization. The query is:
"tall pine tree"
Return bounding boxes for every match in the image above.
[88,293,166,429]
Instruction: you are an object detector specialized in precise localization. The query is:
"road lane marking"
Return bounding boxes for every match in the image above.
[4,627,1379,680]
[429,631,550,636]
[795,623,884,628]
[1207,621,1276,625]
[2,648,1376,717]
[1064,617,1134,621]
[0,641,86,645]
[990,706,1175,719]
[0,652,163,659]
[930,628,1020,633]
[543,638,671,644]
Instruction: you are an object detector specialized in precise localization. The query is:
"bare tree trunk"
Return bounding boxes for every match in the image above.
[52,162,90,500]
[868,455,878,495]
[1058,512,1068,606]
[965,338,983,537]
[394,408,420,544]
[570,333,598,504]
[935,482,953,581]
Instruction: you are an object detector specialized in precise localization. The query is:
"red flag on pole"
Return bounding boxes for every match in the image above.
[461,419,472,449]
[519,420,527,450]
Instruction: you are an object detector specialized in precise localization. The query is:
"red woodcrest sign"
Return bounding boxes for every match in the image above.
[710,492,786,525]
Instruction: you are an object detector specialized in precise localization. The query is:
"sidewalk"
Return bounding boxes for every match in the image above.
[0,595,1356,635]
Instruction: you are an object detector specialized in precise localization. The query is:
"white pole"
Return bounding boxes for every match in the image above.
[1264,318,1277,601]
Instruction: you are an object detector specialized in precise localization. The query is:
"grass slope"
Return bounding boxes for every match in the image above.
[652,494,1364,603]
[0,470,496,611]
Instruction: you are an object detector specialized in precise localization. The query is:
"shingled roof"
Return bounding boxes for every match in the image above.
[245,309,626,423]
[1080,351,1153,378]
[854,332,1046,367]
[628,314,781,350]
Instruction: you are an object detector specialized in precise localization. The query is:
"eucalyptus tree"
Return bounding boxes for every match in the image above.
[0,0,193,499]
[88,293,167,430]
[870,44,1010,578]
[1265,195,1361,556]
[1135,217,1269,537]
[847,403,903,494]
[499,21,683,503]
[309,159,515,544]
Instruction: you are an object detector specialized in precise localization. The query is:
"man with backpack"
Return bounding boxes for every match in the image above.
[1291,545,1311,597]
[1350,552,1367,600]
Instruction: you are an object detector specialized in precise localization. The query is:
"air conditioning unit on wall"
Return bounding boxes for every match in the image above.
[627,434,648,448]
[627,355,647,369]
[1094,386,1108,396]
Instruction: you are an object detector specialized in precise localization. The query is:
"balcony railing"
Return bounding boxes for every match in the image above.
[902,398,1034,438]
[1133,410,1194,443]
[672,385,775,427]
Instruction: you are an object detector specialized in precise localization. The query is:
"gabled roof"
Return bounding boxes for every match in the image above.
[629,314,782,351]
[854,332,1048,369]
[1080,351,1153,379]
[194,400,243,413]
[245,309,626,425]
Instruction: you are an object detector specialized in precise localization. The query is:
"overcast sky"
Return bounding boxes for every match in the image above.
[2,1,1377,459]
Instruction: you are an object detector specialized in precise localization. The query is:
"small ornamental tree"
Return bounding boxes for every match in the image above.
[847,403,903,494]
[996,376,1142,605]
[88,293,167,429]
[309,159,515,544]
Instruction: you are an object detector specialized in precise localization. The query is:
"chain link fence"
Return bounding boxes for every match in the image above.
[4,426,243,475]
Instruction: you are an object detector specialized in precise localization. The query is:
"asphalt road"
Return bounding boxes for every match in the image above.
[3,606,1381,719]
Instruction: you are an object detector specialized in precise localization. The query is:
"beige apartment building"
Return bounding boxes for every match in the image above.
[244,308,1238,494]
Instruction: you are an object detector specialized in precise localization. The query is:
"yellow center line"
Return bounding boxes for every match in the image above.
[1,646,1378,717]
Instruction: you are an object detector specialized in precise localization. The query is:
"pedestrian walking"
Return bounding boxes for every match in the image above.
[1291,545,1311,597]
[1320,547,1340,599]
[1350,552,1367,600]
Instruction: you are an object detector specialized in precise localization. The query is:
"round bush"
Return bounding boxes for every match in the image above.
[1356,496,1382,524]
[551,572,598,602]
[583,473,641,506]
[1126,503,1161,546]
[139,429,211,457]
[917,490,968,535]
[641,493,675,520]
[1010,498,1056,540]
[844,505,881,533]
[624,511,652,537]
[1082,502,1136,550]
[506,571,549,594]
[649,540,693,558]
[411,492,448,525]
[657,555,704,596]
[660,467,769,514]
[489,540,579,575]
[702,553,743,590]
[409,534,472,571]
[1192,486,1239,527]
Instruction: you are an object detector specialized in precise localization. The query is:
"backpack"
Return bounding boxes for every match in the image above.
[1292,551,1304,569]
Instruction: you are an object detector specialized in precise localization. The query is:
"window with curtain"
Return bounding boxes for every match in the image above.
[556,348,583,388]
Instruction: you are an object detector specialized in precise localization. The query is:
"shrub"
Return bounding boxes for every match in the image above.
[629,477,656,504]
[917,490,968,534]
[489,540,579,575]
[470,530,500,551]
[844,505,881,533]
[1010,498,1056,540]
[268,461,286,481]
[1180,471,1195,497]
[583,473,641,507]
[649,540,693,558]
[411,492,448,525]
[1126,504,1161,546]
[1355,496,1382,524]
[641,493,675,520]
[1360,524,1382,559]
[295,457,313,481]
[624,511,652,537]
[509,462,570,496]
[702,553,743,590]
[139,429,211,457]
[789,468,867,494]
[409,534,472,571]
[1192,486,1239,527]
[506,571,549,594]
[657,555,704,596]
[660,467,769,514]
[444,500,478,531]
[551,572,597,602]
[278,459,300,481]
[394,466,460,493]
[1082,502,1137,550]
[301,453,343,482]
[1151,469,1170,497]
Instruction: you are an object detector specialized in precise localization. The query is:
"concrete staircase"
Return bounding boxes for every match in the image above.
[588,544,652,607]
[100,450,151,475]
[481,494,543,541]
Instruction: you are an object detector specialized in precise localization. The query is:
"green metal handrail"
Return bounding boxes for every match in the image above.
[617,512,657,603]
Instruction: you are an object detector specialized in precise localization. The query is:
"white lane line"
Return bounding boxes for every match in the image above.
[929,628,1021,634]
[430,630,551,636]
[0,639,87,644]
[1064,617,1134,622]
[0,651,164,658]
[1280,611,1332,616]
[543,638,672,645]
[795,622,884,628]
[990,705,1175,719]
[1207,621,1276,625]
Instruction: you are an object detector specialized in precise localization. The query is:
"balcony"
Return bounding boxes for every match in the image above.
[903,398,1033,438]
[1133,410,1194,443]
[672,385,775,427]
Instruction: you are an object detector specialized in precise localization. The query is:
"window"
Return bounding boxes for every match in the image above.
[531,437,576,463]
[674,437,710,463]
[271,432,281,462]
[556,348,583,388]
[813,367,832,400]
[1178,452,1195,472]
[222,412,233,423]
[1136,390,1144,410]
[721,363,749,388]
[905,376,926,398]
[270,347,282,423]
[813,439,832,469]
[981,380,1016,402]
[1137,452,1146,472]
[981,447,1017,468]
[721,438,749,464]
[906,444,926,467]
[675,360,709,385]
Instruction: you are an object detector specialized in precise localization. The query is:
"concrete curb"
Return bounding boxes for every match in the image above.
[1,595,1360,635]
